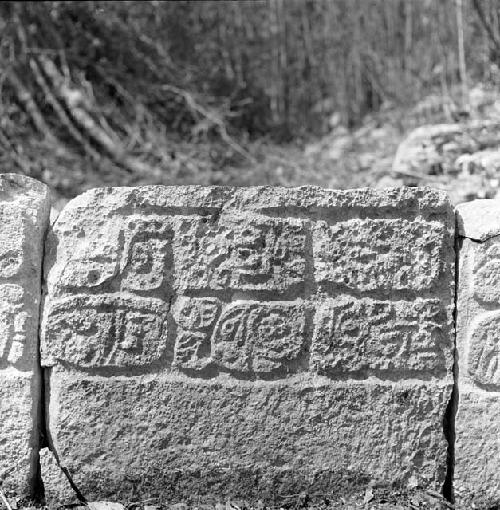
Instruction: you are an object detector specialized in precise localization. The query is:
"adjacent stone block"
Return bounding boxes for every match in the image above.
[41,186,454,505]
[455,200,500,507]
[0,174,50,496]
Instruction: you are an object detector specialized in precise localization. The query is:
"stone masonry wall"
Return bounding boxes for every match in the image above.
[7,174,499,508]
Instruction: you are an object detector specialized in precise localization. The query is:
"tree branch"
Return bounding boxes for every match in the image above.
[472,0,500,52]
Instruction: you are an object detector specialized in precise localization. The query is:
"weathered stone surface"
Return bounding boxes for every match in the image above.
[46,372,451,505]
[455,204,500,507]
[311,296,450,375]
[0,174,50,496]
[41,185,454,504]
[40,447,80,508]
[313,218,447,291]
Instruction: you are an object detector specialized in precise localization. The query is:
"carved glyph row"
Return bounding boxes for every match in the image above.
[41,203,452,380]
[52,213,447,296]
[42,294,450,378]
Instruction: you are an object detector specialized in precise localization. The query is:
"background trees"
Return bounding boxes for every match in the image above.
[0,0,499,198]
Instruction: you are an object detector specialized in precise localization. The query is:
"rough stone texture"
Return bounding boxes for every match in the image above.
[455,204,500,507]
[0,174,50,496]
[41,186,455,505]
[39,447,80,507]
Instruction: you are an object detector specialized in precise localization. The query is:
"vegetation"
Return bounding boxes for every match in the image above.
[1,1,500,202]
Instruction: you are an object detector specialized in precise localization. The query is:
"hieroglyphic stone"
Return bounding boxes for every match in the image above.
[41,186,454,505]
[176,214,307,293]
[0,284,34,367]
[212,301,308,374]
[472,239,500,304]
[55,215,121,290]
[0,174,50,497]
[172,299,308,374]
[467,312,500,388]
[43,294,171,368]
[120,218,175,292]
[55,216,178,296]
[313,218,447,291]
[311,296,451,375]
[172,297,221,369]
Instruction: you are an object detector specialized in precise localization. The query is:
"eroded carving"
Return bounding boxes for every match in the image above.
[58,218,122,289]
[311,296,449,374]
[468,312,500,387]
[43,294,171,368]
[313,218,446,291]
[58,216,177,296]
[212,301,308,374]
[120,218,174,292]
[0,284,34,366]
[177,215,307,293]
[0,206,26,278]
[172,297,221,369]
[473,240,500,304]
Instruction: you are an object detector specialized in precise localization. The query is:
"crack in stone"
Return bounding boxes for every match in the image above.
[35,207,86,505]
[441,217,461,503]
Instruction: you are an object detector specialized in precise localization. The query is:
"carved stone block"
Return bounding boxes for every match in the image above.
[41,186,454,505]
[0,175,50,496]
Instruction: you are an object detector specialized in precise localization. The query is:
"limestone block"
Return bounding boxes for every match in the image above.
[455,203,500,507]
[41,186,454,505]
[0,174,50,496]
